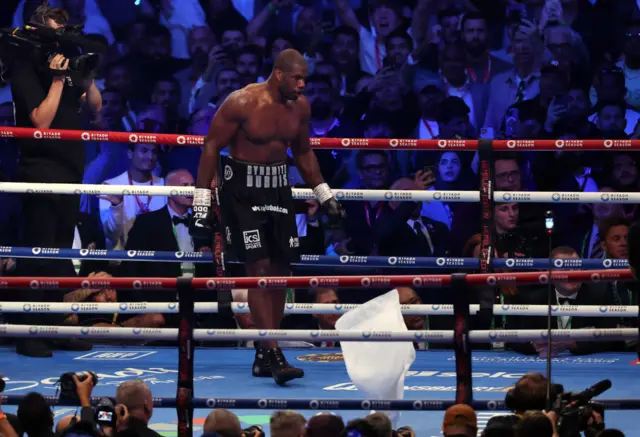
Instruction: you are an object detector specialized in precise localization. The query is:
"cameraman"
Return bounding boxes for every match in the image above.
[10,5,102,358]
[507,373,604,437]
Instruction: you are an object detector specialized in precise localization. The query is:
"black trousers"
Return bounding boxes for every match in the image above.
[16,193,80,325]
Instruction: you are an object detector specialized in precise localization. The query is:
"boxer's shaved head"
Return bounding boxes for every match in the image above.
[272,49,308,101]
[273,49,307,73]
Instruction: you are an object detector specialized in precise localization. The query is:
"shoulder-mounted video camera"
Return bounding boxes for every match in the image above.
[554,380,611,437]
[0,6,106,83]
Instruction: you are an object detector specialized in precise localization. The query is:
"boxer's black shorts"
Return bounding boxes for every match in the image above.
[219,157,300,264]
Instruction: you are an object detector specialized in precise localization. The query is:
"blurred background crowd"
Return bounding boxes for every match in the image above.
[0,0,638,358]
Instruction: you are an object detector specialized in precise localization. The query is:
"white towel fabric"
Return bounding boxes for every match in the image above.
[336,290,416,426]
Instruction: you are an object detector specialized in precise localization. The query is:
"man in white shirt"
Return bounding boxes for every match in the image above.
[335,0,402,75]
[99,144,166,250]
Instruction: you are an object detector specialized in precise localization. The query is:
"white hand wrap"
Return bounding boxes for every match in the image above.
[313,183,333,204]
[194,188,212,207]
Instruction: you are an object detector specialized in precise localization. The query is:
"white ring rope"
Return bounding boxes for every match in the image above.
[9,302,638,317]
[4,325,636,342]
[0,182,479,203]
[495,191,640,204]
[5,181,640,203]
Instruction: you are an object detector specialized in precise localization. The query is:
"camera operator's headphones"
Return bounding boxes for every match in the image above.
[505,375,564,412]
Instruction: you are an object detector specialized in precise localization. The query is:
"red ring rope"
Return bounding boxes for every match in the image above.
[2,127,639,151]
[1,270,631,290]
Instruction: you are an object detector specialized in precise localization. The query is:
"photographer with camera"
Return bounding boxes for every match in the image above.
[8,4,102,358]
[55,372,100,437]
[505,373,606,437]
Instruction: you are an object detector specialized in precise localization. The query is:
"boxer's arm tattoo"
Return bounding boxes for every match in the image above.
[197,91,246,189]
[291,97,325,187]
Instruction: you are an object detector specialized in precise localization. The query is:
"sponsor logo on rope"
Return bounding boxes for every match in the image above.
[437,140,447,148]
[129,134,138,143]
[599,306,609,313]
[412,277,423,287]
[120,303,129,311]
[341,139,350,147]
[538,274,549,284]
[206,399,216,408]
[309,278,319,287]
[601,193,610,202]
[236,302,246,309]
[361,401,371,409]
[258,399,268,409]
[554,259,564,268]
[503,193,512,201]
[167,303,177,310]
[388,257,398,265]
[433,192,442,200]
[361,278,371,287]
[436,258,446,267]
[361,330,372,339]
[384,191,393,200]
[309,400,320,409]
[389,139,399,148]
[23,304,31,312]
[32,248,41,255]
[81,132,90,141]
[414,332,424,340]
[603,259,612,268]
[310,331,320,338]
[177,136,186,145]
[133,328,142,335]
[552,193,561,201]
[30,280,39,289]
[71,303,80,312]
[486,276,497,286]
[507,140,516,149]
[555,140,564,149]
[505,259,515,268]
[133,281,142,290]
[591,273,601,282]
[487,401,498,410]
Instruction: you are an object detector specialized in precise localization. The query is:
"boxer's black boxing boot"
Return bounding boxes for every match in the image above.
[268,347,304,386]
[252,345,271,377]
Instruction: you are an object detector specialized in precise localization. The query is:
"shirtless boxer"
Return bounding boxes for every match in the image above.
[190,49,345,385]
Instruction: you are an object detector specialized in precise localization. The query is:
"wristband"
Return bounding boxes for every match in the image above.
[313,183,333,204]
[194,188,212,207]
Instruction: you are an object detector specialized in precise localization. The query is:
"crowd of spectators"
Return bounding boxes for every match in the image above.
[0,371,625,437]
[0,1,638,355]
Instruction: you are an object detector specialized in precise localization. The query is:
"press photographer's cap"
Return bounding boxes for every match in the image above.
[442,404,477,429]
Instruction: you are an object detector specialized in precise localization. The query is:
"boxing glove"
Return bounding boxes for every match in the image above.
[189,188,214,248]
[313,183,346,228]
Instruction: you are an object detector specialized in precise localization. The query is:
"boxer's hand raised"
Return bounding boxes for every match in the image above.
[313,183,346,228]
[189,188,214,247]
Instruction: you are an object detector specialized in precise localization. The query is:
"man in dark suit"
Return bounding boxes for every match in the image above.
[123,169,210,279]
[378,178,450,258]
[343,152,435,256]
[506,246,620,356]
